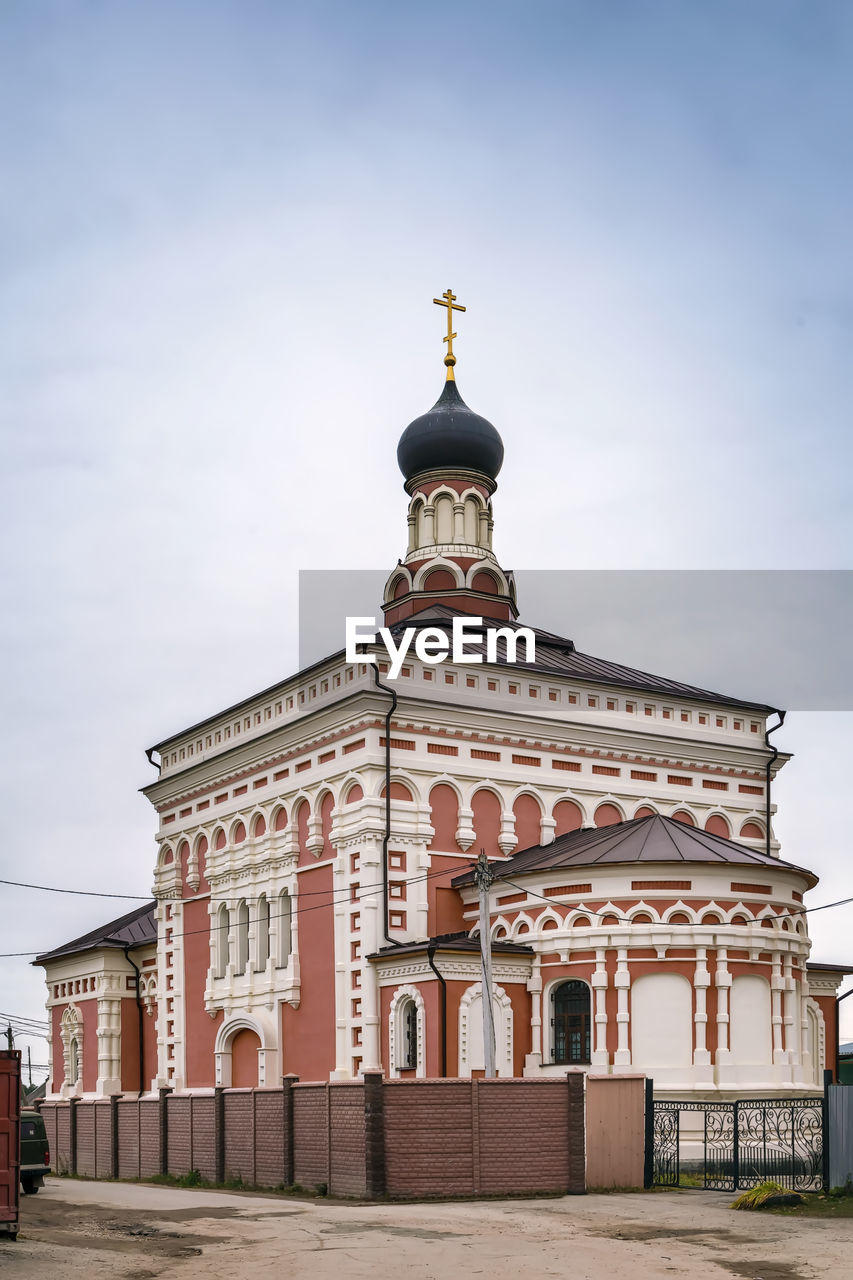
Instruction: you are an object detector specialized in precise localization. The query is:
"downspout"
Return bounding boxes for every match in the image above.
[145,748,161,774]
[426,944,447,1077]
[372,665,397,946]
[123,945,146,1095]
[764,709,786,860]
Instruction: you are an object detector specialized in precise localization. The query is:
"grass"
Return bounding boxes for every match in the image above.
[731,1179,853,1217]
[732,1181,803,1210]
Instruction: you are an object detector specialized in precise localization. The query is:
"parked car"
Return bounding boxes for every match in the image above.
[20,1109,50,1194]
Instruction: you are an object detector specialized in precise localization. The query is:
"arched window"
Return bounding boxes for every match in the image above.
[400,998,418,1070]
[235,900,249,975]
[277,890,292,967]
[214,903,229,978]
[60,1004,83,1091]
[255,895,270,971]
[551,980,591,1065]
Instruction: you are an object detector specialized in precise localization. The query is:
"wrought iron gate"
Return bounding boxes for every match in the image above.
[647,1095,824,1191]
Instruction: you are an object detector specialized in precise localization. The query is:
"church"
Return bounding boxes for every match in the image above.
[37,292,847,1100]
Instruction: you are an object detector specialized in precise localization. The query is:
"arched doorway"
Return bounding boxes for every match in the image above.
[551,980,591,1064]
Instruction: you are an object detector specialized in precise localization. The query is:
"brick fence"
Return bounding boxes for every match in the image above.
[39,1073,615,1199]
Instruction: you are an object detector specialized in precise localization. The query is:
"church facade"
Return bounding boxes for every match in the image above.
[37,301,847,1099]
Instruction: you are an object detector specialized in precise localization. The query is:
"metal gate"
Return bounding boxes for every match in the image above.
[646,1095,824,1191]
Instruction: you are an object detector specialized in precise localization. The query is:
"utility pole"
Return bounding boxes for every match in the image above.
[27,1046,32,1090]
[5,1023,12,1051]
[475,849,497,1078]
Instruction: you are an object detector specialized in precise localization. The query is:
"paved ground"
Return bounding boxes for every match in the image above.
[2,1178,851,1280]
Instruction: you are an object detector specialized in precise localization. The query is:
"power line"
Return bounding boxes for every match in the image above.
[0,878,149,900]
[0,861,470,957]
[0,1011,49,1028]
[2,864,851,959]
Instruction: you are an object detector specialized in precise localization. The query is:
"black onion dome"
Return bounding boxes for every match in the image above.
[397,379,504,483]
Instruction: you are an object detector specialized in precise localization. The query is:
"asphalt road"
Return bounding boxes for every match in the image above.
[2,1177,851,1280]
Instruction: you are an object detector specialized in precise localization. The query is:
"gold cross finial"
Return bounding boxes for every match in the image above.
[433,288,466,381]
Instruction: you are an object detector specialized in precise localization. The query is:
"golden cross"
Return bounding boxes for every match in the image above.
[433,288,466,378]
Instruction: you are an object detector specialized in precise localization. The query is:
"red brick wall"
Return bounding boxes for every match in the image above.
[254,1090,285,1188]
[223,1091,255,1182]
[329,1084,365,1197]
[292,1084,329,1187]
[39,1074,593,1198]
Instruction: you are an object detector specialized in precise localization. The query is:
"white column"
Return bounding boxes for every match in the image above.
[771,953,786,1065]
[332,849,350,1078]
[525,956,543,1072]
[783,955,801,1076]
[715,949,732,1066]
[614,947,631,1067]
[453,501,465,541]
[591,948,609,1069]
[356,837,383,1073]
[96,979,122,1095]
[693,948,713,1083]
[478,509,489,547]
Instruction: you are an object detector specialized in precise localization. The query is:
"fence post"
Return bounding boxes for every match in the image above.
[822,1067,833,1193]
[566,1072,585,1194]
[363,1071,386,1199]
[68,1097,78,1177]
[643,1078,654,1189]
[282,1075,298,1187]
[158,1087,171,1176]
[110,1094,120,1179]
[214,1087,225,1185]
[732,1100,740,1190]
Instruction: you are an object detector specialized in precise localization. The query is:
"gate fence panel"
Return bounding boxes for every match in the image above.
[648,1095,823,1191]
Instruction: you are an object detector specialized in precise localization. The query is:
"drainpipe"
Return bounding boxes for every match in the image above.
[426,944,447,1077]
[145,747,161,774]
[372,665,397,946]
[764,710,786,860]
[123,945,146,1095]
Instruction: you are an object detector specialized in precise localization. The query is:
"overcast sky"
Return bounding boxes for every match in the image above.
[2,1,852,1078]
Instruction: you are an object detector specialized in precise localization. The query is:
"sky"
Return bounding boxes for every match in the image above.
[1,0,852,1079]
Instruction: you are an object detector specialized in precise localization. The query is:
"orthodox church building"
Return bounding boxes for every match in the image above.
[37,296,847,1100]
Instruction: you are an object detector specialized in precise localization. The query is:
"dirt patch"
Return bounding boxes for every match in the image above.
[320,1221,471,1241]
[587,1223,762,1245]
[721,1263,807,1280]
[19,1200,222,1263]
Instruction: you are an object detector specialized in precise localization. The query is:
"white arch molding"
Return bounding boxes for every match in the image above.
[60,1003,84,1096]
[458,982,514,1077]
[388,984,426,1077]
[214,1010,278,1088]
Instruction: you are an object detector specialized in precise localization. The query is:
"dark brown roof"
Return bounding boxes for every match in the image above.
[388,606,775,712]
[451,814,817,888]
[149,599,775,755]
[33,902,157,965]
[368,930,533,962]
